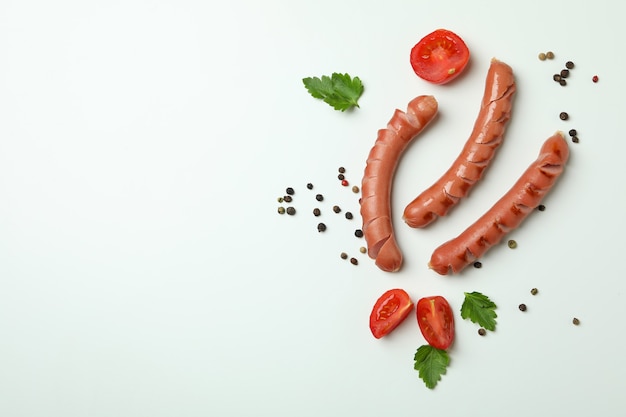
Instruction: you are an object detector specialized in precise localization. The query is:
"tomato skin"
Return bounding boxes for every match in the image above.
[410,29,470,85]
[416,296,455,350]
[369,289,414,339]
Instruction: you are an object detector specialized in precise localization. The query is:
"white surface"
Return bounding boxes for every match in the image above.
[0,0,623,415]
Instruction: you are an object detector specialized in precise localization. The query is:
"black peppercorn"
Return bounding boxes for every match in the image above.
[354,229,363,238]
[560,69,570,78]
[333,205,341,213]
[345,212,353,220]
[478,328,486,336]
[286,207,296,215]
[317,223,326,232]
[338,173,345,180]
[313,208,321,216]
[315,194,324,202]
[537,204,546,211]
[568,129,577,137]
[283,195,293,203]
[350,257,358,265]
[306,183,313,190]
[338,167,346,173]
[559,79,567,86]
[340,252,348,260]
[553,74,561,82]
[285,187,294,195]
[572,136,579,143]
[519,303,527,312]
[473,261,482,269]
[565,61,574,69]
[559,112,569,120]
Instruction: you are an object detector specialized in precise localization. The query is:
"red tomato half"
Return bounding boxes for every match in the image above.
[410,29,470,84]
[416,296,455,350]
[369,289,414,339]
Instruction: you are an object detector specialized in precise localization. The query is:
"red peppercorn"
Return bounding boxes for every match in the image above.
[341,179,349,186]
[592,75,599,83]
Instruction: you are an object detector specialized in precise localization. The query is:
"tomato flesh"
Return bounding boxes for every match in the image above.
[369,289,414,339]
[416,296,455,350]
[410,29,470,85]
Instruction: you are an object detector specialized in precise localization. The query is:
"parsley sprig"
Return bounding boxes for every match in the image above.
[460,291,498,331]
[413,345,450,389]
[302,73,364,111]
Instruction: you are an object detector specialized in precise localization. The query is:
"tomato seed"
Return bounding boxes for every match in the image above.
[317,223,326,232]
[313,208,321,216]
[352,185,360,193]
[592,75,599,83]
[354,229,363,238]
[559,112,569,120]
[286,187,294,195]
[538,52,546,61]
[546,51,555,59]
[519,303,527,312]
[340,252,348,260]
[537,204,546,211]
[507,239,518,249]
[478,328,487,336]
[565,61,574,69]
[531,288,538,295]
[306,183,313,190]
[473,261,482,268]
[278,207,286,214]
[315,194,324,201]
[345,212,353,220]
[286,207,296,215]
[350,257,358,265]
[333,205,341,213]
[572,317,580,325]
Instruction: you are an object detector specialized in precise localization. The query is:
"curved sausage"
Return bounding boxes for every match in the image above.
[361,95,438,272]
[429,132,569,275]
[403,59,516,228]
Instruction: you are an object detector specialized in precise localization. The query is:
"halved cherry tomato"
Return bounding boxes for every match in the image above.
[410,29,470,85]
[369,289,414,339]
[416,296,455,349]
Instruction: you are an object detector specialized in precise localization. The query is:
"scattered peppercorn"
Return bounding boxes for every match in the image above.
[568,129,577,137]
[315,194,324,202]
[352,185,360,193]
[531,288,538,295]
[345,212,353,220]
[546,51,555,59]
[350,257,358,265]
[538,52,546,61]
[340,252,348,260]
[592,75,599,83]
[278,207,286,214]
[313,208,321,216]
[559,79,567,86]
[507,239,517,249]
[572,136,579,143]
[359,246,367,254]
[553,74,561,82]
[338,173,345,180]
[565,61,574,69]
[283,195,293,203]
[473,261,482,269]
[338,167,346,173]
[572,317,580,325]
[537,204,546,211]
[354,229,363,238]
[306,183,313,190]
[277,196,284,203]
[286,187,294,195]
[519,303,527,312]
[560,69,570,78]
[341,179,349,186]
[317,222,326,232]
[559,112,569,120]
[333,205,341,213]
[478,328,487,336]
[286,207,296,215]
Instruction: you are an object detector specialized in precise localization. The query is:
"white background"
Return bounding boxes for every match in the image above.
[1,0,624,416]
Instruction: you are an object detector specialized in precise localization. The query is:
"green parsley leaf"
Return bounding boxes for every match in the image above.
[302,73,364,111]
[460,291,498,331]
[413,345,450,389]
